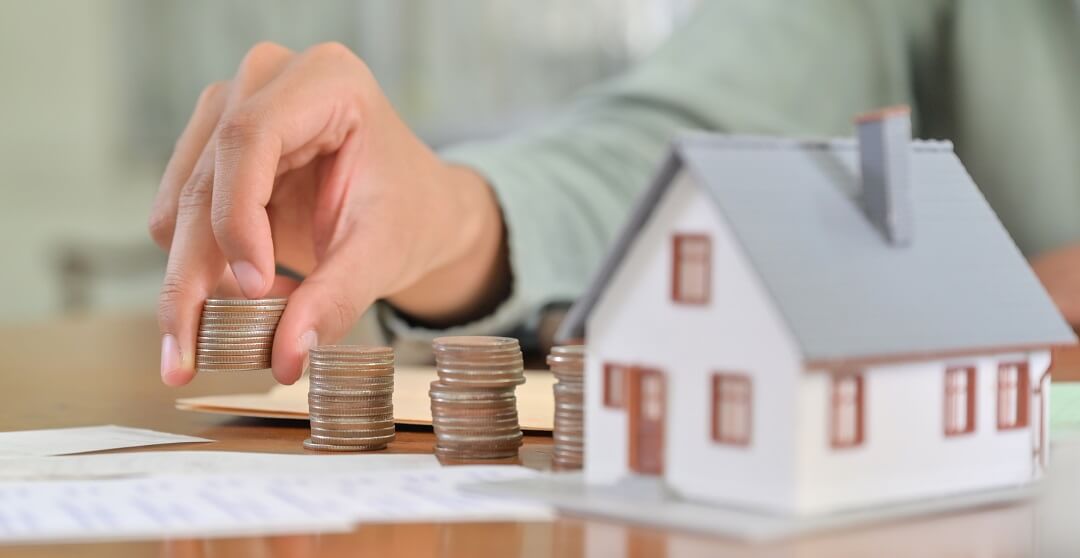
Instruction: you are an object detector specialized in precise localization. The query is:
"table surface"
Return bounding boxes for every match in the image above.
[1,313,1078,558]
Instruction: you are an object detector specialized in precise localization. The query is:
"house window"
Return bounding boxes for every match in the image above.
[711,373,752,446]
[604,363,628,408]
[944,366,976,436]
[672,234,710,304]
[830,374,864,448]
[997,362,1029,430]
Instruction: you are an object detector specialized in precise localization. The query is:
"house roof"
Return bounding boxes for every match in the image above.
[556,133,1077,366]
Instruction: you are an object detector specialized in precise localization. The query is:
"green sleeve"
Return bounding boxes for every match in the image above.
[384,0,949,345]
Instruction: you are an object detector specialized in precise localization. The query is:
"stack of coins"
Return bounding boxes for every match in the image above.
[195,298,287,372]
[430,336,525,461]
[304,345,396,452]
[547,345,585,470]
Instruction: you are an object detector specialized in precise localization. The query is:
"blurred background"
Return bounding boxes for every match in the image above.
[0,0,696,324]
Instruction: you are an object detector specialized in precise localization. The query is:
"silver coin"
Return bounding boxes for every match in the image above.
[197,340,276,348]
[197,341,275,348]
[195,362,270,371]
[309,378,394,387]
[308,432,395,444]
[434,445,520,456]
[307,358,394,368]
[197,357,271,365]
[308,373,396,383]
[434,427,522,439]
[431,413,519,423]
[308,391,394,401]
[430,405,519,415]
[435,354,524,366]
[429,385,516,400]
[308,386,393,397]
[310,345,392,358]
[310,425,397,437]
[548,344,585,358]
[435,376,525,387]
[196,347,271,356]
[201,304,286,312]
[200,313,282,322]
[197,330,277,338]
[310,418,395,430]
[199,321,281,328]
[197,323,279,331]
[431,415,520,426]
[432,335,519,350]
[309,410,394,420]
[303,438,389,452]
[195,354,274,363]
[307,397,393,408]
[198,319,280,328]
[200,309,284,317]
[307,370,395,380]
[205,297,288,305]
[308,371,397,379]
[433,430,522,443]
[309,408,394,420]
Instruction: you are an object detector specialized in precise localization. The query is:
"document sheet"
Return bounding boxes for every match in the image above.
[0,425,210,457]
[0,451,439,481]
[0,465,548,544]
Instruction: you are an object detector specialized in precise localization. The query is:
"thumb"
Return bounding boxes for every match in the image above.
[270,243,374,385]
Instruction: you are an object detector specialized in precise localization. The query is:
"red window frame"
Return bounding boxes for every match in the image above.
[672,233,711,305]
[943,366,976,436]
[997,362,1029,430]
[711,373,752,446]
[830,374,865,449]
[604,363,628,409]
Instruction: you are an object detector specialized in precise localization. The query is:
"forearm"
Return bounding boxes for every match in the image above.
[384,165,510,327]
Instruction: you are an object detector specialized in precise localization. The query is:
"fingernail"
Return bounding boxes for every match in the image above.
[299,330,318,355]
[160,334,182,381]
[231,260,264,298]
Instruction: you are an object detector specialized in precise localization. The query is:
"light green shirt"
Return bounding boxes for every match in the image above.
[386,0,1080,345]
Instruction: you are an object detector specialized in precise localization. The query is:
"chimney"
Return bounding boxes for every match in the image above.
[856,105,912,246]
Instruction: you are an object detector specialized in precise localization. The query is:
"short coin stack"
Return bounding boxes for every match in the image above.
[429,336,525,461]
[196,298,287,372]
[547,345,585,470]
[304,345,396,452]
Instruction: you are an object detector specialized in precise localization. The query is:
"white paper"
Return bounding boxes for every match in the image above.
[0,426,210,457]
[0,466,549,544]
[0,451,439,481]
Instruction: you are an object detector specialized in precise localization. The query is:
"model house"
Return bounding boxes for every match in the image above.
[556,107,1077,516]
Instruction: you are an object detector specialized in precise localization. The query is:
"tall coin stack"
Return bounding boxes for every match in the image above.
[547,345,585,470]
[429,336,525,461]
[304,345,396,452]
[196,298,287,372]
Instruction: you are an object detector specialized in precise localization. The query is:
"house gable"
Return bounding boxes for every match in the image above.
[584,169,803,510]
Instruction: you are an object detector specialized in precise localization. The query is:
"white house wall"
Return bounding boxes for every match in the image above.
[585,170,804,513]
[795,351,1051,515]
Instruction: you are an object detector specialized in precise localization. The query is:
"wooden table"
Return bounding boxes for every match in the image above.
[0,313,1076,557]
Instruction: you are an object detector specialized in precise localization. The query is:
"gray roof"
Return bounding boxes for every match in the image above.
[557,133,1076,365]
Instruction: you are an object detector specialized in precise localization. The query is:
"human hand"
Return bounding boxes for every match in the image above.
[149,42,507,387]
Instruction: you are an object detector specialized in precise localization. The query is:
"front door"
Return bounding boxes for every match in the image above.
[627,367,666,475]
